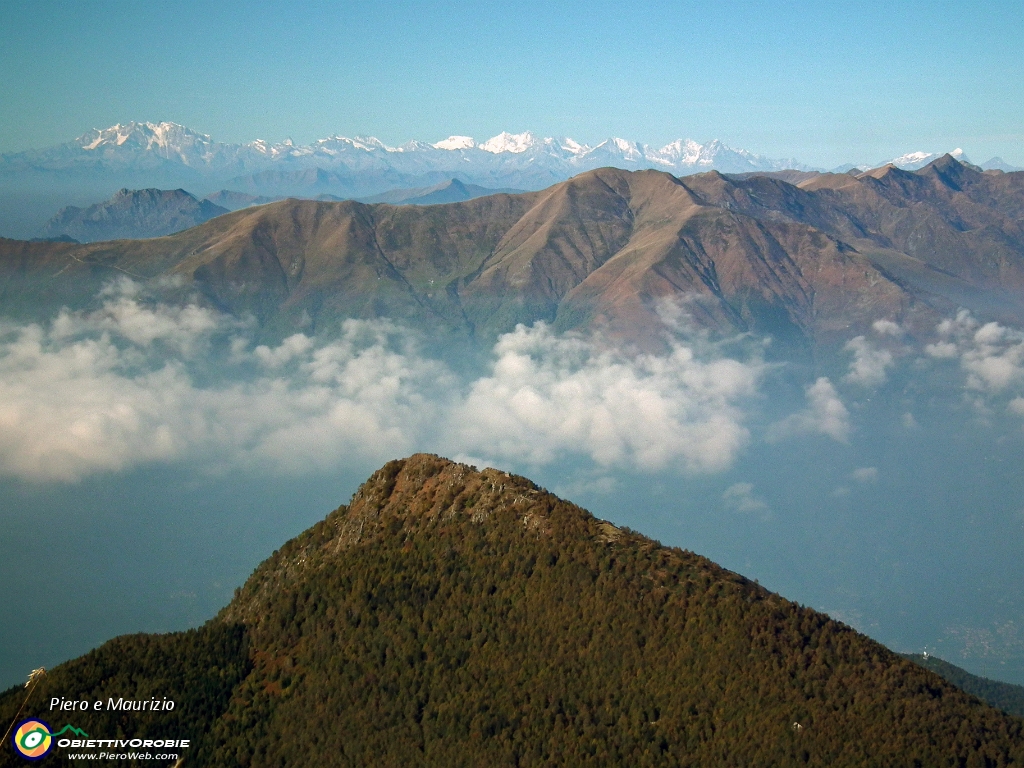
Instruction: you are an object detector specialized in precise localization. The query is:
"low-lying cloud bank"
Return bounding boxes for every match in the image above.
[4,283,1024,483]
[455,325,761,473]
[926,310,1024,397]
[0,308,449,482]
[0,281,772,482]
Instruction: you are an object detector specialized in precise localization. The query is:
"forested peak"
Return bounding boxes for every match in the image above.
[220,453,760,630]
[222,455,609,623]
[6,455,1024,765]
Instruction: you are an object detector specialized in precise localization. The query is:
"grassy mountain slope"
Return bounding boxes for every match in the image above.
[3,161,1024,349]
[3,455,1023,766]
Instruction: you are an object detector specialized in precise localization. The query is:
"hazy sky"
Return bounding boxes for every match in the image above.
[1,0,1022,166]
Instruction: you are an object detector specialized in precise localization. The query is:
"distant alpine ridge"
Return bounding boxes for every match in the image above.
[0,121,814,182]
[4,121,1017,184]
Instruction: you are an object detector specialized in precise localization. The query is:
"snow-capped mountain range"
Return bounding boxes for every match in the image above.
[4,121,1017,190]
[4,121,1018,182]
[833,148,978,173]
[888,148,969,170]
[0,121,1017,240]
[0,121,815,179]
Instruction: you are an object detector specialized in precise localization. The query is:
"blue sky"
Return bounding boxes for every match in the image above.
[1,0,1022,167]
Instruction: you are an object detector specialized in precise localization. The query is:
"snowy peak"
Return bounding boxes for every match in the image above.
[30,124,1016,181]
[433,136,476,150]
[891,151,936,167]
[59,122,816,173]
[886,148,969,171]
[478,131,538,154]
[311,135,394,153]
[583,136,808,174]
[76,121,217,156]
[350,136,396,152]
[8,122,822,196]
[606,138,643,161]
[653,138,706,165]
[75,121,269,167]
[559,137,590,157]
[76,121,202,151]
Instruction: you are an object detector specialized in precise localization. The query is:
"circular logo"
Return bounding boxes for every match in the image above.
[12,719,53,761]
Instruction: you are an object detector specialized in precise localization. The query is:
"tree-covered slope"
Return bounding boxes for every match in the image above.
[3,454,1023,766]
[902,653,1024,718]
[0,624,249,767]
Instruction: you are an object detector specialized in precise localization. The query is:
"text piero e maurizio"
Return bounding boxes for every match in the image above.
[49,696,176,712]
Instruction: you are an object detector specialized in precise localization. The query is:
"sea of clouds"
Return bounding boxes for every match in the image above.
[2,279,1024,484]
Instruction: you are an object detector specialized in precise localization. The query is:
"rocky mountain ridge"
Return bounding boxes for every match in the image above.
[38,187,228,242]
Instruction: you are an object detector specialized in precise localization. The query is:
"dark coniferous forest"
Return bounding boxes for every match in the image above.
[3,455,1022,766]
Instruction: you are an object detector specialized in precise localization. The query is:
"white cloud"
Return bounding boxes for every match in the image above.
[0,298,768,482]
[925,311,1024,393]
[51,277,229,356]
[199,324,454,475]
[924,341,959,359]
[253,333,313,368]
[653,293,729,336]
[1,287,884,484]
[844,335,893,386]
[963,341,1024,392]
[0,319,208,481]
[722,482,769,514]
[0,294,452,481]
[451,323,763,473]
[769,377,851,443]
[872,319,903,338]
[852,466,878,483]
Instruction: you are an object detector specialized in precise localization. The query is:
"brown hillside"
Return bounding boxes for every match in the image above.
[2,160,1023,347]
